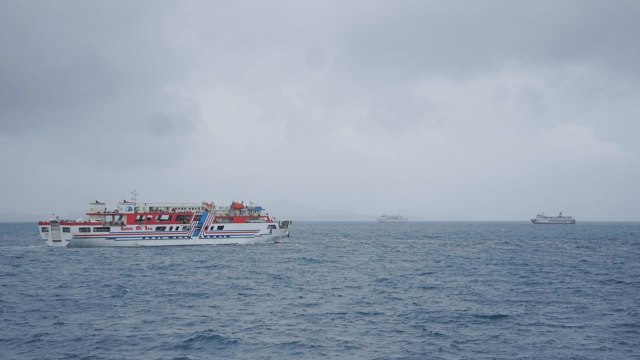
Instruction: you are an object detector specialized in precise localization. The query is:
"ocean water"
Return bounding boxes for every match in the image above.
[1,221,639,359]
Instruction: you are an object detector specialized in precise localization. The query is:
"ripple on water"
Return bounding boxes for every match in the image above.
[177,329,239,351]
[1,222,639,359]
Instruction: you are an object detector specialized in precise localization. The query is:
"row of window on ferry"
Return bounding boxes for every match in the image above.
[135,214,193,222]
[41,225,237,233]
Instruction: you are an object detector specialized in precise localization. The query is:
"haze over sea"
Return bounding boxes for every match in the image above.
[1,221,639,359]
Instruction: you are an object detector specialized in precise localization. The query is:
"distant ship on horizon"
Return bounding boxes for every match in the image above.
[377,214,408,223]
[531,212,576,224]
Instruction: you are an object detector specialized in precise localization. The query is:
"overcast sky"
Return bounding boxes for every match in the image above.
[1,0,639,221]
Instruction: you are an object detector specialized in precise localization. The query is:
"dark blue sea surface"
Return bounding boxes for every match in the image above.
[1,221,639,359]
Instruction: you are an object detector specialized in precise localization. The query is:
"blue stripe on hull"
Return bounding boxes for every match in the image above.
[192,213,208,237]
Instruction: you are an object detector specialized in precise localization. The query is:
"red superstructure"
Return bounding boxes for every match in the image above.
[38,200,274,227]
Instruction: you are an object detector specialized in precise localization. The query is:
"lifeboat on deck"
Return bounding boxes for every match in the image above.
[231,201,245,210]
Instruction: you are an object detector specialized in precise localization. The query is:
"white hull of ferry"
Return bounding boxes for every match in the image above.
[66,229,289,248]
[531,219,575,224]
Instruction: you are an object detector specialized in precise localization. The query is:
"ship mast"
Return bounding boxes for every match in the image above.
[131,189,139,205]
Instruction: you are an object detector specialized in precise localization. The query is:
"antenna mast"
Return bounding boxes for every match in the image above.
[131,189,139,205]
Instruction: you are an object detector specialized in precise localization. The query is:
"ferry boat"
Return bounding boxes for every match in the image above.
[377,214,408,223]
[531,212,576,224]
[38,197,292,247]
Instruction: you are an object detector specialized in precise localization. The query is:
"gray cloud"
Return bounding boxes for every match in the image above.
[340,1,640,80]
[1,0,639,221]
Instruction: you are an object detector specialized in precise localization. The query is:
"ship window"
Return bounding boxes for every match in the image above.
[176,215,191,223]
[79,227,90,233]
[193,215,202,222]
[156,226,166,231]
[268,225,277,230]
[62,227,71,233]
[183,226,190,230]
[93,227,110,232]
[217,225,224,230]
[169,226,173,231]
[41,227,49,232]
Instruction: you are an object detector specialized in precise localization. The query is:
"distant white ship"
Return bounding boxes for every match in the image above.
[531,212,576,224]
[377,214,408,223]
